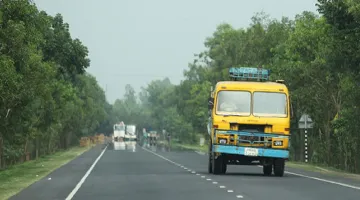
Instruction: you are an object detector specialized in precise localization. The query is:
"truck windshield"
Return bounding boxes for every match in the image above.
[253,92,287,117]
[216,91,251,115]
[114,125,125,131]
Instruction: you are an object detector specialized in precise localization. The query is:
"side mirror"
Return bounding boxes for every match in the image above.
[290,102,294,119]
[208,97,214,110]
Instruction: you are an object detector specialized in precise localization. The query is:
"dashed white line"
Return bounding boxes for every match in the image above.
[141,146,181,166]
[142,147,245,198]
[65,145,108,200]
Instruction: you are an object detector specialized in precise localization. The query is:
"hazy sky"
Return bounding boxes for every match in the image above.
[33,0,318,104]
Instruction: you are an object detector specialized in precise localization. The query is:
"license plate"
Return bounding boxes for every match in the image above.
[244,148,258,156]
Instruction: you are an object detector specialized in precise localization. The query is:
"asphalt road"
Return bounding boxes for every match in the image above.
[10,142,360,200]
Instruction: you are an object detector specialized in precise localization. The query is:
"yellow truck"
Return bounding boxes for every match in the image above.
[207,67,293,177]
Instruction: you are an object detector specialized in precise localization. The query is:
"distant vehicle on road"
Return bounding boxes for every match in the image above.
[113,121,125,142]
[125,124,137,141]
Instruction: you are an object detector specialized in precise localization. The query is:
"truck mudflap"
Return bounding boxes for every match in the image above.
[213,145,289,158]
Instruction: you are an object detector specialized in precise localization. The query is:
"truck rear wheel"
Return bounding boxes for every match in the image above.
[263,165,272,176]
[273,159,285,177]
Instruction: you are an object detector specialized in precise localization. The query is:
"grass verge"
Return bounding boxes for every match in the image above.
[0,145,92,200]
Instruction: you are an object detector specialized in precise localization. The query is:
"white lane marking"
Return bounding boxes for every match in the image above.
[142,146,181,166]
[65,145,108,200]
[141,147,238,194]
[227,190,234,193]
[191,171,196,174]
[285,171,360,190]
[196,173,200,175]
[236,195,244,198]
[255,165,360,190]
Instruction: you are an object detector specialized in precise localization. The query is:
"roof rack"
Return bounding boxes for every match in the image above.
[229,67,270,81]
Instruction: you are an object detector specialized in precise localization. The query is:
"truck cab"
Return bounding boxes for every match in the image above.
[207,67,293,177]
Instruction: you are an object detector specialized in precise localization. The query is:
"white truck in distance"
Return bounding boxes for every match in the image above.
[113,122,125,142]
[125,124,137,141]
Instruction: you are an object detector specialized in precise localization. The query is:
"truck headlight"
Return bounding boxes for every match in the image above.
[219,138,227,144]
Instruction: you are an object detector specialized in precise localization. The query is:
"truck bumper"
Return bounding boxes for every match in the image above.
[213,145,289,159]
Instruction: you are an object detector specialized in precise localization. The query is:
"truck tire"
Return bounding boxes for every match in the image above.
[263,165,272,176]
[221,160,227,174]
[273,159,285,177]
[212,153,224,175]
[208,140,213,173]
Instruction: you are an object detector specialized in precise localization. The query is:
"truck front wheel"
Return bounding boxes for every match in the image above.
[212,153,224,175]
[273,159,285,177]
[208,140,213,173]
[221,160,227,174]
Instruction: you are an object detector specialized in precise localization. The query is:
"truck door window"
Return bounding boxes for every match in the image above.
[253,92,287,117]
[216,91,251,115]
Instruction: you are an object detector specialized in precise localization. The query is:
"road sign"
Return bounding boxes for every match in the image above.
[298,114,313,129]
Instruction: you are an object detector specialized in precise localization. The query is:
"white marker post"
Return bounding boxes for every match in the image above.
[299,114,313,163]
[304,115,308,163]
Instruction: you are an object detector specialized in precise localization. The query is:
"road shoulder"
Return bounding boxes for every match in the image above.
[6,144,106,200]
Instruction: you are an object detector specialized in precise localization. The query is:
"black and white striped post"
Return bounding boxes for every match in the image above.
[304,129,308,163]
[304,114,308,163]
[299,114,312,163]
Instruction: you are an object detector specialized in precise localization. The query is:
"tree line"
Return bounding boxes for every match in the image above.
[0,0,111,168]
[114,0,360,174]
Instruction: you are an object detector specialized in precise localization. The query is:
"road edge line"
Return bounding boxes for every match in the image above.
[65,144,108,200]
[254,165,360,190]
[285,171,360,190]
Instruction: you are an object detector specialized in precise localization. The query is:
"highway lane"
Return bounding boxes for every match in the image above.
[9,142,360,200]
[68,141,238,200]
